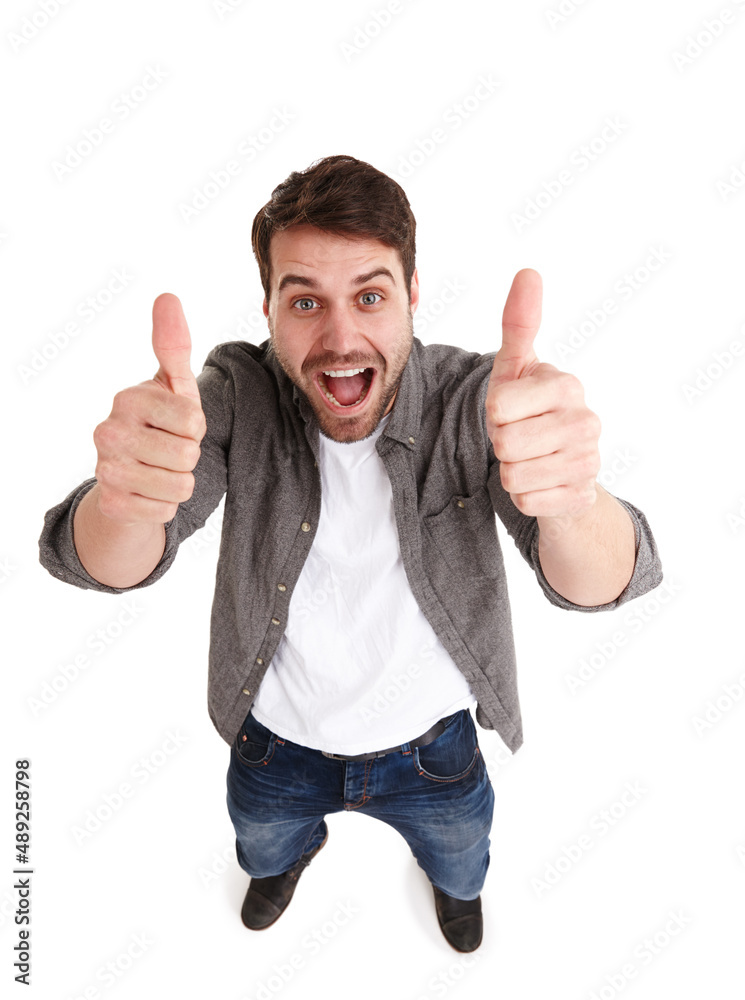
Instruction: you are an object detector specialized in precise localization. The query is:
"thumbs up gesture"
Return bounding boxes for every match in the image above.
[92,293,206,525]
[485,270,601,521]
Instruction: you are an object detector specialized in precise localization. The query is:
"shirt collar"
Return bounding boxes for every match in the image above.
[379,336,422,451]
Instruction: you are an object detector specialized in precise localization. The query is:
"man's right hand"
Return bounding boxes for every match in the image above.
[92,293,207,525]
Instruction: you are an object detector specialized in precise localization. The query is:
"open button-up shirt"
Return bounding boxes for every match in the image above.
[39,336,663,753]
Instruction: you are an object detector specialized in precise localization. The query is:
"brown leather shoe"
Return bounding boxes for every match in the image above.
[432,885,483,952]
[240,832,328,931]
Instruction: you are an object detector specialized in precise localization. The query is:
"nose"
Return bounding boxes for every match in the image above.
[317,301,364,358]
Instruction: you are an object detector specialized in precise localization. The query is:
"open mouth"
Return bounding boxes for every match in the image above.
[315,367,375,411]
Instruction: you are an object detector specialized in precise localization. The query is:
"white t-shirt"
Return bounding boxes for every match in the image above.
[250,411,477,755]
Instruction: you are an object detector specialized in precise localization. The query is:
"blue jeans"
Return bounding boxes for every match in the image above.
[225,708,495,900]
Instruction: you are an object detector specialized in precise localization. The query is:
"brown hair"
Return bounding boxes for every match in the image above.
[251,154,416,303]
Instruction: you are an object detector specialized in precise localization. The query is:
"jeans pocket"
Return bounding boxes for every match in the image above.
[235,712,277,768]
[413,710,480,783]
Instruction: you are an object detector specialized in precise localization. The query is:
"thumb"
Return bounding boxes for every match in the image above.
[151,292,200,399]
[491,268,543,384]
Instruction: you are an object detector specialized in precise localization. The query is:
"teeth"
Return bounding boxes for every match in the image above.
[322,384,370,408]
[316,369,373,409]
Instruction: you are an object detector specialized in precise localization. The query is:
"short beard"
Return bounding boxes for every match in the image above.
[268,312,414,443]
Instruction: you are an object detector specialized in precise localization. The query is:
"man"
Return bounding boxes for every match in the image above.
[39,154,662,953]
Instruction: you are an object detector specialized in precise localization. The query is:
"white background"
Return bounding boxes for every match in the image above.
[2,1,744,998]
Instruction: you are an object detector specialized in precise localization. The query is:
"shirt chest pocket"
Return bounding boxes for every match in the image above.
[423,486,503,582]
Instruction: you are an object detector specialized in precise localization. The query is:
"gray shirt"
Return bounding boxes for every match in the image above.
[38,336,663,753]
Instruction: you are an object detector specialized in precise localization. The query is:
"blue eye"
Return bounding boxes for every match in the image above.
[360,292,382,305]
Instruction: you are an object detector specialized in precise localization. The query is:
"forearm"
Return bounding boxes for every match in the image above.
[536,484,636,607]
[73,485,167,589]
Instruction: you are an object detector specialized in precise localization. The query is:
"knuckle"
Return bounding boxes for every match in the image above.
[99,460,128,492]
[568,407,599,442]
[561,371,582,395]
[94,420,132,459]
[488,388,508,425]
[499,461,516,493]
[96,488,125,521]
[187,406,207,441]
[94,457,115,488]
[178,472,196,503]
[175,403,196,439]
[112,387,138,416]
[161,501,180,523]
[185,441,202,469]
[579,452,601,479]
[490,426,511,460]
[555,372,582,403]
[490,428,503,456]
[510,492,530,515]
[92,421,111,453]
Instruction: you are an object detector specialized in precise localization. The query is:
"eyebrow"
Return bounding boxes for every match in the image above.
[277,267,397,294]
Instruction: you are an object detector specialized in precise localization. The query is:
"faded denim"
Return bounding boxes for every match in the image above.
[226,708,494,900]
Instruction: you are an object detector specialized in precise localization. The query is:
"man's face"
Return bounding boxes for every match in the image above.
[263,225,419,443]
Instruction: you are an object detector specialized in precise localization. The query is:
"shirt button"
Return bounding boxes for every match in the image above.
[408,436,415,444]
[256,657,263,665]
[271,617,281,625]
[457,499,465,508]
[242,688,251,696]
[277,583,287,592]
[301,521,311,532]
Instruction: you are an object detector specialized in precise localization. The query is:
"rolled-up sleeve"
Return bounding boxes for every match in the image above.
[528,496,662,612]
[38,350,234,594]
[487,460,663,612]
[479,358,663,612]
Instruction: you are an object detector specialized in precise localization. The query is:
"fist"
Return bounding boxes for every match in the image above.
[486,269,602,520]
[92,293,206,525]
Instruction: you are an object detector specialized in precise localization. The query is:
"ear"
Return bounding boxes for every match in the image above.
[409,268,420,314]
[262,296,269,320]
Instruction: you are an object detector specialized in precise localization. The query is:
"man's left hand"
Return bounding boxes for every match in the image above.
[485,268,602,521]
